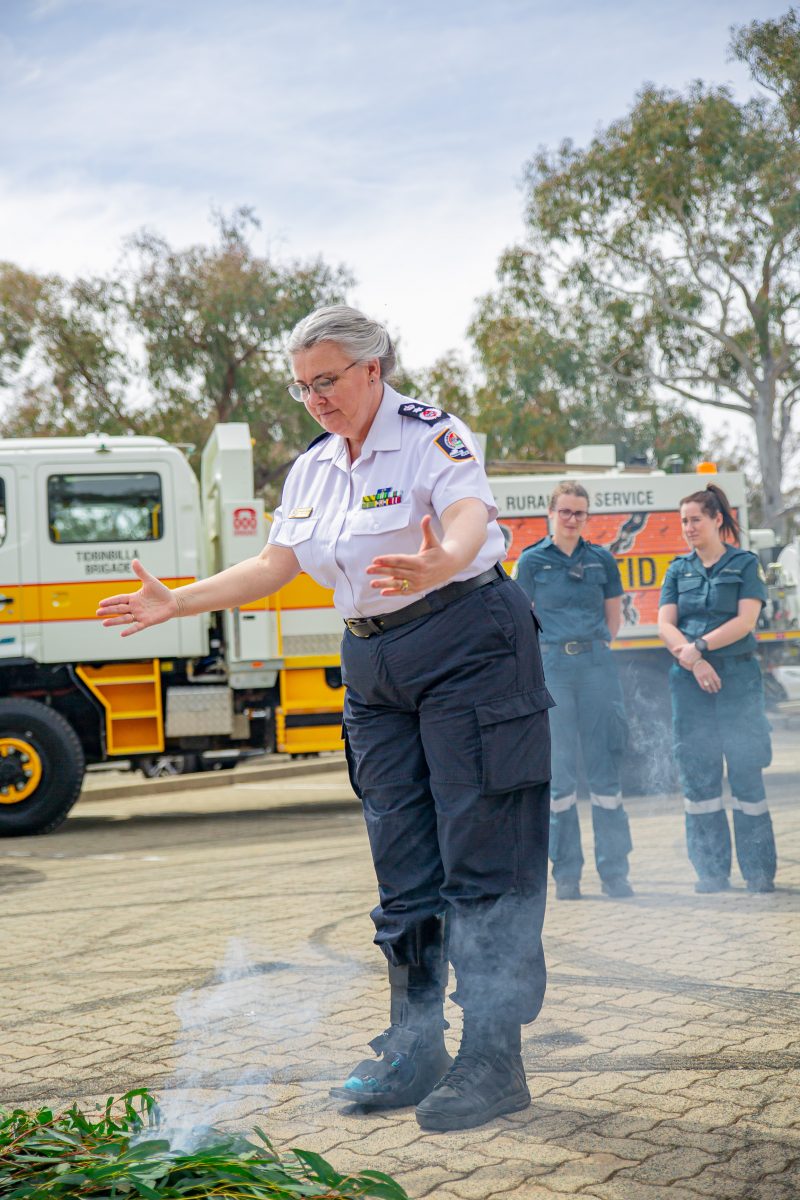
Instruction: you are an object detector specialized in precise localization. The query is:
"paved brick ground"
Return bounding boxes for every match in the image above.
[2,731,799,1199]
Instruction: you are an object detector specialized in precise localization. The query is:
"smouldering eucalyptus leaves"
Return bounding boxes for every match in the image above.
[0,1089,408,1199]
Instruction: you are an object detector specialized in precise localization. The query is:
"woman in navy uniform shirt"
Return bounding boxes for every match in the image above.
[658,483,776,894]
[98,305,552,1133]
[515,482,634,900]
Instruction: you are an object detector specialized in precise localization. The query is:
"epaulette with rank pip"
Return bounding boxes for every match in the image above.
[398,402,450,425]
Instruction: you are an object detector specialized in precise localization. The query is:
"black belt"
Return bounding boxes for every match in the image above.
[344,564,506,638]
[541,639,607,656]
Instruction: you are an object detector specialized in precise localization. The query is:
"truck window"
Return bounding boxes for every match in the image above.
[0,477,5,545]
[47,473,164,544]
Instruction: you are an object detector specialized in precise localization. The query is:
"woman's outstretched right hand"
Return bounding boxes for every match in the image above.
[96,559,180,637]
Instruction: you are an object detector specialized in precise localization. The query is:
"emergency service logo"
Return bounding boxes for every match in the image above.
[398,402,448,424]
[433,428,475,462]
[233,506,258,536]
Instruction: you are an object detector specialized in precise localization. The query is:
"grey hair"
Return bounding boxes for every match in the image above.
[286,304,397,378]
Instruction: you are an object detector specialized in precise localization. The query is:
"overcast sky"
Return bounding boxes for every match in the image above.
[0,0,786,375]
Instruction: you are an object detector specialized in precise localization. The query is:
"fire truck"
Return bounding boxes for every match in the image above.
[1,429,798,835]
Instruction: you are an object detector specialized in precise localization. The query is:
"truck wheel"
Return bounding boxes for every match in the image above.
[140,755,185,778]
[139,753,201,778]
[0,699,86,836]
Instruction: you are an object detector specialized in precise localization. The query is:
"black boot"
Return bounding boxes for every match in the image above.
[415,1014,530,1131]
[330,915,453,1108]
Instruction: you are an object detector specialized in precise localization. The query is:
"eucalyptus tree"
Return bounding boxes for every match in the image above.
[128,208,351,493]
[473,10,800,531]
[0,210,351,499]
[0,265,132,437]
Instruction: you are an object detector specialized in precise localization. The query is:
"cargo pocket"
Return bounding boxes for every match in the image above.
[755,715,773,770]
[476,687,555,794]
[341,719,363,800]
[746,698,773,770]
[608,699,628,756]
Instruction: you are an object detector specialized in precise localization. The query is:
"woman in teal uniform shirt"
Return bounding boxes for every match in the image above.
[515,481,633,900]
[658,483,776,894]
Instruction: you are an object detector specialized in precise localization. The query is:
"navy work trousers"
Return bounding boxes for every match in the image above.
[670,656,776,884]
[543,645,632,885]
[341,576,552,1025]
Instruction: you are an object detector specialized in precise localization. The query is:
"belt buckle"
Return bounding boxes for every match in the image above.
[564,641,580,655]
[347,617,383,638]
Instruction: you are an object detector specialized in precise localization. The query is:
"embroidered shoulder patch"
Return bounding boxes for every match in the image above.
[398,401,449,425]
[433,427,475,462]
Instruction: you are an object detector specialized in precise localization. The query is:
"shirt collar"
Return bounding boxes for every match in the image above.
[359,383,403,459]
[686,544,735,575]
[314,433,337,461]
[313,383,403,468]
[544,535,585,558]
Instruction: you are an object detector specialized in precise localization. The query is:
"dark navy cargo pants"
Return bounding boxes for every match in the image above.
[543,644,632,885]
[341,575,553,1025]
[670,656,777,884]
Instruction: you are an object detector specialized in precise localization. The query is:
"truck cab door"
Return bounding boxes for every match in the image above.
[36,457,184,663]
[0,468,24,660]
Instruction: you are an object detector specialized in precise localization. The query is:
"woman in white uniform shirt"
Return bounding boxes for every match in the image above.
[98,305,552,1133]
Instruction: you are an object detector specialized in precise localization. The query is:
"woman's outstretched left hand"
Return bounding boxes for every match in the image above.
[366,515,456,597]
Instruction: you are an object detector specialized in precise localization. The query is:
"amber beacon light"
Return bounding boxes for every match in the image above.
[695,461,718,474]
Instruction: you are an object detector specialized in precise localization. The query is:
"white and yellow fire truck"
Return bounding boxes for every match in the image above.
[0,425,347,835]
[1,430,798,835]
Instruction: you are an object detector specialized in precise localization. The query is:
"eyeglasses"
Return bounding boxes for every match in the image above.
[287,360,360,402]
[554,509,589,522]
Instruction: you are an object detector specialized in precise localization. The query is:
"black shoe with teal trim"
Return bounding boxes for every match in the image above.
[332,915,452,1108]
[415,1020,530,1132]
[330,1022,452,1108]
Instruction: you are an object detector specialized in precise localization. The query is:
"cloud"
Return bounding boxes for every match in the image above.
[0,0,779,368]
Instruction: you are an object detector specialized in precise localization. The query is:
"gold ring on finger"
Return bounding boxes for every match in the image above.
[400,579,410,593]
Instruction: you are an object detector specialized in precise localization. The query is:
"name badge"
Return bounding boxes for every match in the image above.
[289,507,313,519]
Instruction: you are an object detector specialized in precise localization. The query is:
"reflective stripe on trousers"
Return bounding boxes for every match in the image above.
[670,658,776,883]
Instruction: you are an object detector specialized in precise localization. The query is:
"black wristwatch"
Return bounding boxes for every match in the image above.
[693,637,709,655]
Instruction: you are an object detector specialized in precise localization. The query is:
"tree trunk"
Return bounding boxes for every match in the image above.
[752,379,787,541]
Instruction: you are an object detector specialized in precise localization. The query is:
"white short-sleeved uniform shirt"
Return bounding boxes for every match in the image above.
[268,384,506,618]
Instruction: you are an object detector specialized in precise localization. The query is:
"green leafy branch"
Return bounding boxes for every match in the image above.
[0,1089,408,1200]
